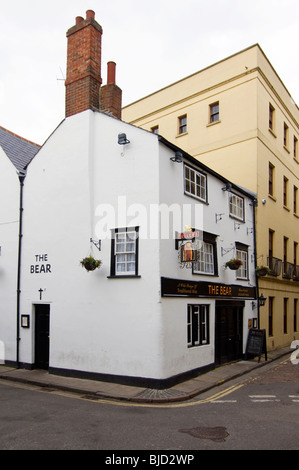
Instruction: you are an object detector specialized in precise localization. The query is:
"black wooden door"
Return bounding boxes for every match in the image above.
[35,304,50,370]
[215,302,243,365]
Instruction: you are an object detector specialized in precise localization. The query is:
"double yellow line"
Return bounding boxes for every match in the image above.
[0,377,244,408]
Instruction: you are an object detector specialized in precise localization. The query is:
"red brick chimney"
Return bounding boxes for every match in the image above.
[65,10,103,117]
[100,61,122,119]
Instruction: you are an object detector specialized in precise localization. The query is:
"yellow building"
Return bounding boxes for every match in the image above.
[122,44,299,351]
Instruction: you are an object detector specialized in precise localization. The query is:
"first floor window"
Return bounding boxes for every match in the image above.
[193,241,214,275]
[236,247,248,279]
[111,227,139,276]
[187,304,210,347]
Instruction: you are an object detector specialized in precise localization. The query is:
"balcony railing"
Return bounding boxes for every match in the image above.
[282,262,294,279]
[265,258,299,281]
[267,257,282,276]
[293,265,299,281]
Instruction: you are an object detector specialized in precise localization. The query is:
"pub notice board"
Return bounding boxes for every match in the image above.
[245,328,267,362]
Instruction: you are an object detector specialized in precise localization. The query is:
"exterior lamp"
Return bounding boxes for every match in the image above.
[118,133,130,145]
[252,294,267,310]
[222,182,232,192]
[258,294,267,307]
[170,151,183,163]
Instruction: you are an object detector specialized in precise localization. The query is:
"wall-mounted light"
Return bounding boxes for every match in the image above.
[258,293,267,307]
[170,151,183,163]
[252,294,267,310]
[222,182,232,192]
[118,133,130,145]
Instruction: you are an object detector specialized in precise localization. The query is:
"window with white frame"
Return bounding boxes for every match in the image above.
[187,304,210,347]
[236,247,248,279]
[193,241,214,275]
[110,227,139,276]
[229,193,244,221]
[184,165,207,202]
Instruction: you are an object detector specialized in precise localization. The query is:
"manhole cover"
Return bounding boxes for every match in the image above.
[180,426,229,442]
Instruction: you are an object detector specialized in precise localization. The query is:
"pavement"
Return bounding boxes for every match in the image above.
[0,347,291,404]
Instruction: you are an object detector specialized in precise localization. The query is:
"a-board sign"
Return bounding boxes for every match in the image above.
[245,328,267,362]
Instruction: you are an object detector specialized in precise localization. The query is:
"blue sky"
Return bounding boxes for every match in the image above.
[0,0,298,144]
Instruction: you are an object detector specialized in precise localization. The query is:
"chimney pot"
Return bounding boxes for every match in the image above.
[86,10,95,20]
[76,16,84,25]
[107,61,116,85]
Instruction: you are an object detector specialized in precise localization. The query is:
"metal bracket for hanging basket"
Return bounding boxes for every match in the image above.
[90,238,101,251]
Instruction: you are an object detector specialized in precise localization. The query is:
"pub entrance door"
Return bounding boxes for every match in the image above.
[215,301,244,365]
[34,304,50,370]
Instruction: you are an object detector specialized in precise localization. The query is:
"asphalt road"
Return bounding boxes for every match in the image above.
[0,357,298,451]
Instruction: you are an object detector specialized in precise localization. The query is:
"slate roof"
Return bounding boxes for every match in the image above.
[0,126,40,172]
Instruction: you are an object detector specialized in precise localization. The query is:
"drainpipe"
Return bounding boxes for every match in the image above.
[252,198,260,328]
[16,171,26,368]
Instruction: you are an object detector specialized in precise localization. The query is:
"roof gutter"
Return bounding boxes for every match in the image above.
[158,134,257,201]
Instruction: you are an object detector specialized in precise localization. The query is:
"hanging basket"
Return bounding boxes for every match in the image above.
[256,266,270,277]
[80,256,102,272]
[225,259,242,270]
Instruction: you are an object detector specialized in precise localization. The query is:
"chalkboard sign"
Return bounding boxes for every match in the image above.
[245,329,267,362]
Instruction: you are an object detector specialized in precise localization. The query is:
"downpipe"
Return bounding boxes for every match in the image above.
[16,171,26,368]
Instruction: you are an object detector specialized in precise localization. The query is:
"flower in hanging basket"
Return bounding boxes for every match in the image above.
[255,265,270,276]
[80,256,102,271]
[225,258,243,270]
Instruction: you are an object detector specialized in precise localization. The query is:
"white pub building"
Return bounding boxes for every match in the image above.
[0,11,258,387]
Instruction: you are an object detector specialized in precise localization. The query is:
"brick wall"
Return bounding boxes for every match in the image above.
[65,11,103,117]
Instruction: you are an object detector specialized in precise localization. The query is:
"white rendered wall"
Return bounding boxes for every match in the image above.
[21,111,164,380]
[0,149,20,362]
[157,142,257,378]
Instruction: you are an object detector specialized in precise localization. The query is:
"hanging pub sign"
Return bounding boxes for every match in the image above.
[180,240,198,263]
[176,229,202,267]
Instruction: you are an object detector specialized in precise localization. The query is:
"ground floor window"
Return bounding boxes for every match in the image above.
[187,304,210,347]
[110,227,139,277]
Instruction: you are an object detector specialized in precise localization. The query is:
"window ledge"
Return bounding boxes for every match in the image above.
[207,120,221,128]
[176,132,188,138]
[268,194,277,202]
[283,145,290,154]
[107,275,141,279]
[283,205,290,212]
[294,157,299,165]
[268,128,277,138]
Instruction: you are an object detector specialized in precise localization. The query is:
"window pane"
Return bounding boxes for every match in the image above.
[113,228,137,275]
[184,166,206,202]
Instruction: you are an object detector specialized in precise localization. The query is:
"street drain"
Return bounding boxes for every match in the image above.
[180,426,229,442]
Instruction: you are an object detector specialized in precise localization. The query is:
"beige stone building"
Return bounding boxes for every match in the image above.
[122,44,299,351]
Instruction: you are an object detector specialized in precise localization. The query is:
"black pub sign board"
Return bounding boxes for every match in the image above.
[161,277,256,300]
[245,329,267,362]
